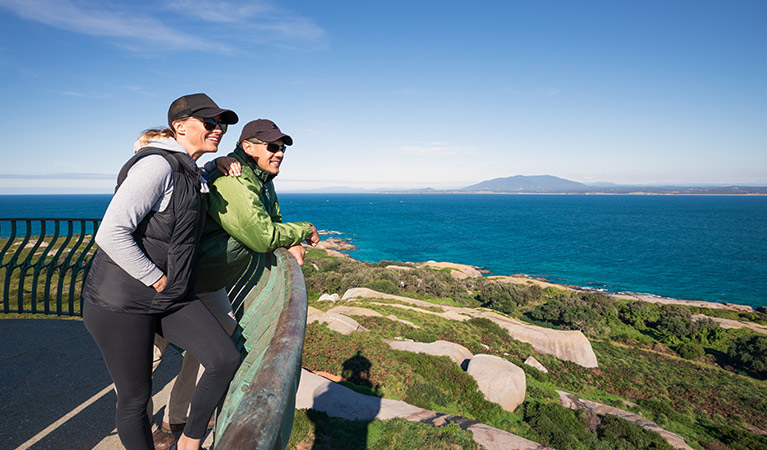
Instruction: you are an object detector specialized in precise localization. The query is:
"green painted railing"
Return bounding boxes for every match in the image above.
[0,219,308,449]
[215,248,308,449]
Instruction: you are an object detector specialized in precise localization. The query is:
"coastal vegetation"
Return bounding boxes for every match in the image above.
[293,248,767,449]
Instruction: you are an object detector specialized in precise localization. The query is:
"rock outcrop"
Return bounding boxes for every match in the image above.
[328,306,383,318]
[318,293,340,302]
[385,339,473,368]
[326,305,420,328]
[342,288,599,368]
[307,307,368,335]
[317,237,357,251]
[469,310,598,368]
[557,390,694,450]
[419,261,483,279]
[524,356,548,373]
[692,314,767,335]
[467,354,526,412]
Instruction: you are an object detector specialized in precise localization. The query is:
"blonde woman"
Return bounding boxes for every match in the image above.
[83,94,240,450]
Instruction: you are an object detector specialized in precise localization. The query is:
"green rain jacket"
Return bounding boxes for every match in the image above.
[195,147,313,292]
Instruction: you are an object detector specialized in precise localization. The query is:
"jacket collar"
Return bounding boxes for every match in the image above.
[234,146,277,184]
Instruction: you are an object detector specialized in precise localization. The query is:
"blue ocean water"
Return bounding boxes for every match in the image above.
[2,194,765,308]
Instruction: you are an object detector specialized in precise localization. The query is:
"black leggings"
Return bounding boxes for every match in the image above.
[83,300,240,449]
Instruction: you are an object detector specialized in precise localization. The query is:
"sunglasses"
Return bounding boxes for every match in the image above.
[248,139,287,153]
[195,117,228,133]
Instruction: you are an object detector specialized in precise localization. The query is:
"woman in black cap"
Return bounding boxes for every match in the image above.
[82,93,241,450]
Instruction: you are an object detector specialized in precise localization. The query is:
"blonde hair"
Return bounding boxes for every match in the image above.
[136,127,176,147]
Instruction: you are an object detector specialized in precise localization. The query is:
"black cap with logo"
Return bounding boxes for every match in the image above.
[167,93,238,126]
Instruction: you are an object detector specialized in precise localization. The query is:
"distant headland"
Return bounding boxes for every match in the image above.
[289,175,767,195]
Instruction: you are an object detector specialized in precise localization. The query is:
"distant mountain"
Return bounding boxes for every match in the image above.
[462,175,591,193]
[461,175,767,194]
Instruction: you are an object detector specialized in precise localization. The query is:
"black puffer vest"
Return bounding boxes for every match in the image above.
[83,147,205,314]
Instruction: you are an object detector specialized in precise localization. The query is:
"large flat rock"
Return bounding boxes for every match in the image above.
[343,288,599,368]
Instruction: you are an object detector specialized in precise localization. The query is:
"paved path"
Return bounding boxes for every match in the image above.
[0,318,194,450]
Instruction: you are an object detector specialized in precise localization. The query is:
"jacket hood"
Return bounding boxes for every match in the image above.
[132,137,188,155]
[131,137,207,193]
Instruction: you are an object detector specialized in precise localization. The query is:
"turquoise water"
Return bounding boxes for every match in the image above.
[2,194,765,307]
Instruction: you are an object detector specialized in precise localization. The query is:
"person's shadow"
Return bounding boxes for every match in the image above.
[309,351,382,449]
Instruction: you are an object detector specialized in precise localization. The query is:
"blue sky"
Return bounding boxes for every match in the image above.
[0,0,765,193]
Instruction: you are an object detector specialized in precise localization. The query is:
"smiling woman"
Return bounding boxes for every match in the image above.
[81,93,241,450]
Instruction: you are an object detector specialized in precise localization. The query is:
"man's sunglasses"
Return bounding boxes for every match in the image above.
[248,139,287,153]
[195,117,228,133]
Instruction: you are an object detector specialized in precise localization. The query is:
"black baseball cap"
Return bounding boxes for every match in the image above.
[238,119,293,145]
[167,93,238,126]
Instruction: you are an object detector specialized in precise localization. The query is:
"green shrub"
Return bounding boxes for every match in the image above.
[676,342,705,360]
[524,401,595,449]
[727,334,767,379]
[364,279,400,295]
[474,281,543,314]
[405,381,447,408]
[597,415,675,449]
[618,300,658,328]
[710,424,767,450]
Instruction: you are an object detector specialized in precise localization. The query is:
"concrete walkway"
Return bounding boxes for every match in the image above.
[0,318,194,450]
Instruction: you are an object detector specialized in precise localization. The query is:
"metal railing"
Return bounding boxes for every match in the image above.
[0,218,308,450]
[1,218,100,316]
[215,248,308,449]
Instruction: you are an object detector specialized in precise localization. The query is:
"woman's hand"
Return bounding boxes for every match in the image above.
[287,245,306,265]
[306,224,320,247]
[152,274,167,292]
[216,156,241,177]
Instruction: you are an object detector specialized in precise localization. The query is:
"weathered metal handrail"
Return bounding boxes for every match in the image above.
[0,219,308,449]
[0,218,101,316]
[215,248,308,449]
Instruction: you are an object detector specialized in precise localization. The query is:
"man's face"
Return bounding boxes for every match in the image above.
[242,138,285,176]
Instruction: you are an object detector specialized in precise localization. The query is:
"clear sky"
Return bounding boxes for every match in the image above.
[0,0,765,193]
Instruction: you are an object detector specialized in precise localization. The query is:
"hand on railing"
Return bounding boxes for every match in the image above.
[306,224,320,247]
[287,245,305,266]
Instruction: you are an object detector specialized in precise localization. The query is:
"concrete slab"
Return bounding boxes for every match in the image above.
[0,318,187,450]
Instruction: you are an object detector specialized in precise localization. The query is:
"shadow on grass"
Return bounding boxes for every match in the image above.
[307,351,381,449]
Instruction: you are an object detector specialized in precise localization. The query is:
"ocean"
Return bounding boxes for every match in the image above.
[1,193,765,308]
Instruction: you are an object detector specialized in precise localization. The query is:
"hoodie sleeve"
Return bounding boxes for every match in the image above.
[95,155,172,286]
[206,173,312,253]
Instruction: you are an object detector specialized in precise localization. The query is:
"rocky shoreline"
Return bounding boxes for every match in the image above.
[314,237,761,313]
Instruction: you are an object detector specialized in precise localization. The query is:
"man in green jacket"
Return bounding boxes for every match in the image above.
[154,119,319,442]
[197,119,319,290]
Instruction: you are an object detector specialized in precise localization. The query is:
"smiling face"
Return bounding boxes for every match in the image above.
[172,115,225,160]
[242,138,285,176]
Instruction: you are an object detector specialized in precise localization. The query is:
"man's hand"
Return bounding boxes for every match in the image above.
[287,244,306,265]
[152,274,167,292]
[306,224,320,247]
[215,156,242,177]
